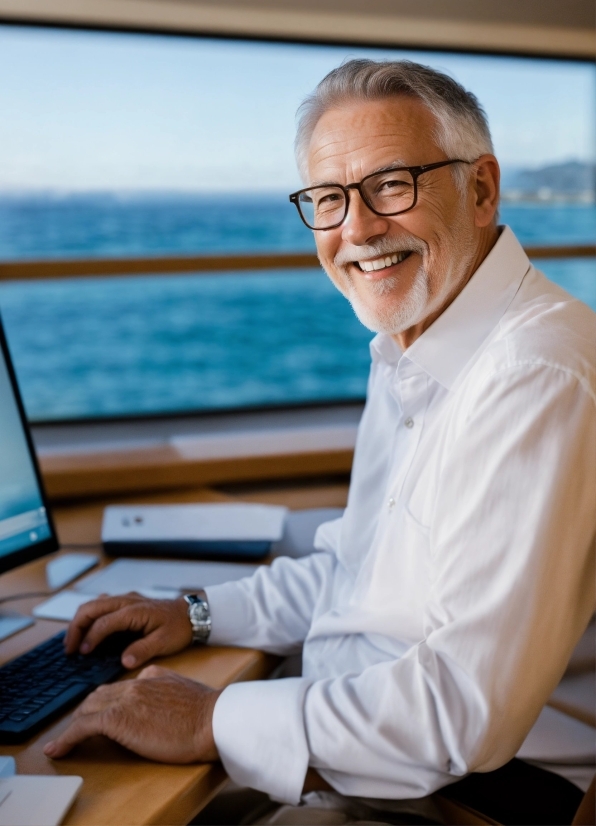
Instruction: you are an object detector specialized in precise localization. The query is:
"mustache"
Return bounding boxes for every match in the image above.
[333,236,427,268]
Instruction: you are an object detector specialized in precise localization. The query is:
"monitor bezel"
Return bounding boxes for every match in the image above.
[0,315,59,575]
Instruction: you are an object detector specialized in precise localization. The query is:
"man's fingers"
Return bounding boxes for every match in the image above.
[120,631,168,669]
[64,594,141,653]
[47,672,221,764]
[65,595,191,663]
[44,712,104,758]
[78,607,146,655]
[64,598,112,653]
[72,684,122,718]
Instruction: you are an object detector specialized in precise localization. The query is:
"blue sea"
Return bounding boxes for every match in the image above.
[0,194,594,421]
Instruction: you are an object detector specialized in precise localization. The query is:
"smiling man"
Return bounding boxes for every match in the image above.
[45,61,595,824]
[291,87,498,350]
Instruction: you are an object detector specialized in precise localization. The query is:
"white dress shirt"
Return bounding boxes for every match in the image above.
[206,226,596,805]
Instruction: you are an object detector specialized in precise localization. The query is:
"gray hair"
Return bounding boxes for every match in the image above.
[295,59,494,190]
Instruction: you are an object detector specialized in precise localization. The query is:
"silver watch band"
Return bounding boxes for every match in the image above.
[183,594,211,643]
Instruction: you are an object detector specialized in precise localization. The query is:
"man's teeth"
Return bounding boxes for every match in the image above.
[359,251,410,272]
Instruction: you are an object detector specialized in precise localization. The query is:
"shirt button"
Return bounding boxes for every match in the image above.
[404,417,414,429]
[388,497,396,512]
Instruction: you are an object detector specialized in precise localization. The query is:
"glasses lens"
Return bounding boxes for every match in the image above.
[363,169,416,215]
[298,187,346,229]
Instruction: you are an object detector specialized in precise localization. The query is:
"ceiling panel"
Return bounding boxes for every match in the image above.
[0,0,593,58]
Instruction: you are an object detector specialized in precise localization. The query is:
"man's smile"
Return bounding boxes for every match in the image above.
[353,249,414,276]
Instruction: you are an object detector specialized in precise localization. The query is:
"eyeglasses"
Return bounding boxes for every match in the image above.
[289,159,471,231]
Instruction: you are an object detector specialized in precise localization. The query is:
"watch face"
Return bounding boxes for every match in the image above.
[191,601,209,622]
[186,596,211,641]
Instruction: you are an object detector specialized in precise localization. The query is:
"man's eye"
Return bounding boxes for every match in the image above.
[378,178,411,192]
[317,192,342,205]
[313,192,345,214]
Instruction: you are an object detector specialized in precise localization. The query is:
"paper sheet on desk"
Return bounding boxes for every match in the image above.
[33,586,182,622]
[33,560,259,621]
[33,590,95,621]
[74,558,259,597]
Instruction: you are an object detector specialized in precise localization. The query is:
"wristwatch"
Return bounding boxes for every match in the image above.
[183,594,212,643]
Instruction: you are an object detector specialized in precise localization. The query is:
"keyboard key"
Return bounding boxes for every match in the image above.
[0,630,138,744]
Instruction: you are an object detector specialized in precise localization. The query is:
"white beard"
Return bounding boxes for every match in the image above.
[346,262,430,334]
[328,200,478,337]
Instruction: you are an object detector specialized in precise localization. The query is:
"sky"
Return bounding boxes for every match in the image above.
[0,25,594,193]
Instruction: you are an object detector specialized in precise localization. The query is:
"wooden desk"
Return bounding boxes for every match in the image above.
[0,488,286,826]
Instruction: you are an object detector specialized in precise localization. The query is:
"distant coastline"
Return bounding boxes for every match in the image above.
[1,159,594,209]
[501,160,595,205]
[501,191,594,205]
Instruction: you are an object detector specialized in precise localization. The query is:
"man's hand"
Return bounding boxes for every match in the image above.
[64,592,194,668]
[43,665,221,762]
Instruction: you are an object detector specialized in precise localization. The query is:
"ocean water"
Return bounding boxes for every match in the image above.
[0,195,594,421]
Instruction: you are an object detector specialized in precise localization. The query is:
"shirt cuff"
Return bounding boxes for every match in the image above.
[204,581,254,646]
[212,677,312,804]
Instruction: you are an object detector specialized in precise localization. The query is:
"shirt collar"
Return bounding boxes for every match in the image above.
[370,226,531,389]
[370,331,401,366]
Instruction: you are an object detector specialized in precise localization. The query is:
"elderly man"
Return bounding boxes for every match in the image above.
[45,60,595,822]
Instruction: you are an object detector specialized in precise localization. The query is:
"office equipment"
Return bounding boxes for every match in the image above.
[33,509,337,622]
[0,630,138,744]
[0,774,82,826]
[0,758,15,778]
[46,554,99,591]
[0,613,35,643]
[33,585,184,622]
[0,315,95,635]
[32,590,95,622]
[102,503,287,560]
[33,557,259,621]
[0,540,274,826]
[75,558,259,598]
[0,316,59,579]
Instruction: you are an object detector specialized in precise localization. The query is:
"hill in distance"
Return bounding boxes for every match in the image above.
[502,160,595,203]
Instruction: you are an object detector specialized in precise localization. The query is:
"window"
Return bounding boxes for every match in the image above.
[0,26,594,421]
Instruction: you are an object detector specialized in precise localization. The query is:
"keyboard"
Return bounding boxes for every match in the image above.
[0,630,136,743]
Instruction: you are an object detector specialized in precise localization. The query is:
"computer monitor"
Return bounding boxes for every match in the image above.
[0,315,58,576]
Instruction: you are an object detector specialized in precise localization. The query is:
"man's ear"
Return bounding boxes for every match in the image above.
[473,155,500,228]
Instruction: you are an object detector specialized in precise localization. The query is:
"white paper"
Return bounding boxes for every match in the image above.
[33,590,94,621]
[0,775,82,826]
[33,586,183,622]
[75,558,259,596]
[101,503,287,543]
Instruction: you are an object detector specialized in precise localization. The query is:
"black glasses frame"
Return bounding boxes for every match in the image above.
[289,159,471,230]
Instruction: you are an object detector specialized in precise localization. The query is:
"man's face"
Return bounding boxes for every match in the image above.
[307,97,481,340]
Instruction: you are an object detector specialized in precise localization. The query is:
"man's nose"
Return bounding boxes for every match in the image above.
[341,190,390,246]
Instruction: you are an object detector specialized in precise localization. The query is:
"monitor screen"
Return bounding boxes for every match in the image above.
[0,316,57,574]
